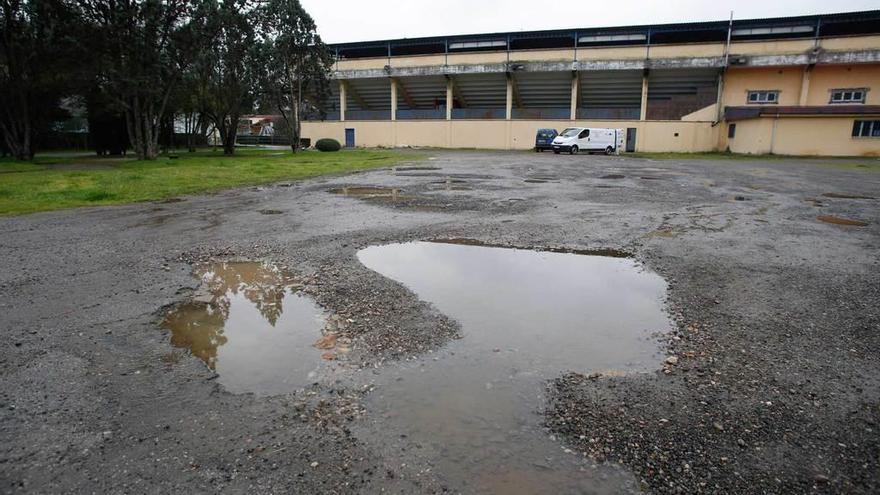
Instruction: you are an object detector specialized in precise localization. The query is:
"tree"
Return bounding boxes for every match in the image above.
[196,0,259,155]
[74,0,202,160]
[0,0,73,160]
[258,0,331,153]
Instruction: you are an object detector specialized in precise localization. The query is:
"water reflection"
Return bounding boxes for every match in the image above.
[162,262,326,395]
[357,241,671,494]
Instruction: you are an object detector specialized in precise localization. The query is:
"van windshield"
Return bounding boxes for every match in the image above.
[560,128,580,137]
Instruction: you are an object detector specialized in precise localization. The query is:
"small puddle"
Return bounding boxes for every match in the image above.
[599,174,626,180]
[821,192,875,200]
[356,241,671,493]
[161,261,327,395]
[816,214,869,227]
[329,186,416,203]
[395,166,441,171]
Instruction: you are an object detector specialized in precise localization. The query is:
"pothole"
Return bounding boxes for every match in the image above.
[160,261,330,395]
[329,186,415,204]
[821,192,875,200]
[599,174,626,180]
[355,240,670,493]
[816,215,869,227]
[395,166,441,172]
[258,209,283,215]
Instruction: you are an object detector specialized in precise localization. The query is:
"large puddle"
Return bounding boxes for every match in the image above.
[356,241,672,493]
[161,262,326,395]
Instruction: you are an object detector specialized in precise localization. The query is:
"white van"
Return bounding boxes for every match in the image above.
[551,127,625,155]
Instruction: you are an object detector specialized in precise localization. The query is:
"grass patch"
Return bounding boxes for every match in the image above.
[0,148,419,215]
[0,161,46,173]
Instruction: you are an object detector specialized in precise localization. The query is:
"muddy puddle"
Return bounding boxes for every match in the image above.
[817,214,869,227]
[161,262,326,395]
[329,186,420,205]
[356,241,671,493]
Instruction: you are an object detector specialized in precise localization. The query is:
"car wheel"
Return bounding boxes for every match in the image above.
[605,146,613,155]
[553,150,560,154]
[569,145,578,155]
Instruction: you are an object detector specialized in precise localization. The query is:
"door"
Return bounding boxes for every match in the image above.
[625,128,637,152]
[577,129,590,150]
[344,128,355,148]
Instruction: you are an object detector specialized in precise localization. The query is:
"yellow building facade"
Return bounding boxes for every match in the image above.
[301,11,880,156]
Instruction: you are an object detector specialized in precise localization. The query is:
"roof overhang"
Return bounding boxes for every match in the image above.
[725,105,880,120]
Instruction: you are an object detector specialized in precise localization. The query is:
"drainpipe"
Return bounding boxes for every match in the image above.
[769,114,779,155]
[715,11,733,125]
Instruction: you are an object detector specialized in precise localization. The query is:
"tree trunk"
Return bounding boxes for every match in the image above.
[221,115,237,155]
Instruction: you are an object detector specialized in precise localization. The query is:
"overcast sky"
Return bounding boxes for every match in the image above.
[299,0,878,44]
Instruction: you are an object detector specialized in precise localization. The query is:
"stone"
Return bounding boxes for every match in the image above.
[314,333,338,349]
[665,356,679,365]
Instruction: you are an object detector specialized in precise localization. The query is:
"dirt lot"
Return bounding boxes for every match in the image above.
[1,150,878,494]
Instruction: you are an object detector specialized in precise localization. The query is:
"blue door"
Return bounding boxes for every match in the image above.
[344,128,355,148]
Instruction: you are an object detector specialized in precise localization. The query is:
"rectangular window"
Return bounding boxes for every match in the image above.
[852,120,880,138]
[728,123,736,139]
[830,88,867,104]
[747,91,779,104]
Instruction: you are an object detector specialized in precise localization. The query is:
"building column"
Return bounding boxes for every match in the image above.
[390,79,397,121]
[446,78,453,120]
[570,72,579,120]
[639,73,649,121]
[505,76,513,120]
[339,80,346,122]
[799,66,812,106]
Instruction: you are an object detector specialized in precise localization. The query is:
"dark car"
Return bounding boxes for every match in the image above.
[534,128,558,152]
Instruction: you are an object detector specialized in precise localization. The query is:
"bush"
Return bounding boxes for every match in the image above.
[315,138,341,152]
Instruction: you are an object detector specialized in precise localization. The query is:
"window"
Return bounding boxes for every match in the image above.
[830,88,867,104]
[747,91,779,104]
[728,124,736,138]
[448,40,506,50]
[578,129,590,139]
[852,120,880,138]
[731,25,813,37]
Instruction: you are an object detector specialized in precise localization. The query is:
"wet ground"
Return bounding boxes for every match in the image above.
[1,150,879,494]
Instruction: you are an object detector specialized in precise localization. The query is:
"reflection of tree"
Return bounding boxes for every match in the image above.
[197,262,294,326]
[162,262,296,369]
[163,302,228,369]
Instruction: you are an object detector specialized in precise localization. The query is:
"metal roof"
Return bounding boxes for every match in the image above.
[330,10,880,57]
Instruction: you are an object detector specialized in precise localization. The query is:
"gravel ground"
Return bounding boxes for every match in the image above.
[1,150,878,494]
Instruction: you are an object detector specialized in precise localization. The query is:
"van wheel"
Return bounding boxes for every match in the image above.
[605,146,614,155]
[569,146,578,155]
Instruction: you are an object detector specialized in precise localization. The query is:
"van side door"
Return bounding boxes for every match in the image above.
[578,129,590,149]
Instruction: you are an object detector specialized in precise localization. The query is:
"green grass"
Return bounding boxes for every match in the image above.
[0,148,418,215]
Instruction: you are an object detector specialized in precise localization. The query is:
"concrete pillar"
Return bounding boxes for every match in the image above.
[639,75,649,121]
[446,78,453,120]
[339,80,346,122]
[390,79,397,121]
[505,76,513,120]
[799,67,812,106]
[570,72,579,120]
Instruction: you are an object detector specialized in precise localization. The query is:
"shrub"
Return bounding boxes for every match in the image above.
[315,138,341,152]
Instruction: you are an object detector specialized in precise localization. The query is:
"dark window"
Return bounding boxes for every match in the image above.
[852,120,880,138]
[728,124,736,138]
[747,90,779,104]
[830,88,867,104]
[579,129,590,138]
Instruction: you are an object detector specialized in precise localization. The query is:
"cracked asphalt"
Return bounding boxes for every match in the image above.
[1,150,878,494]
